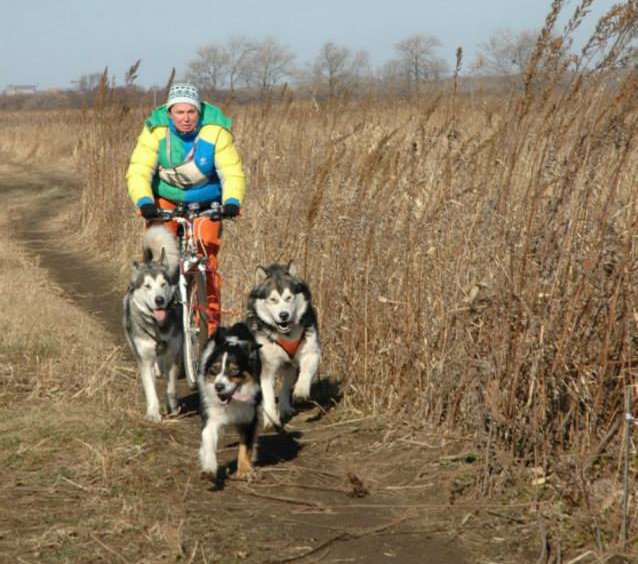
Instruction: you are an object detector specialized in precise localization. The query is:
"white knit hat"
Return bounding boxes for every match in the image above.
[166,82,201,112]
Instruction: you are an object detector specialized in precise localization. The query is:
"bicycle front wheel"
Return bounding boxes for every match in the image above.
[183,271,209,390]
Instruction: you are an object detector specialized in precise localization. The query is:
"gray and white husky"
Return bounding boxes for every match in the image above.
[123,226,182,422]
[246,261,321,430]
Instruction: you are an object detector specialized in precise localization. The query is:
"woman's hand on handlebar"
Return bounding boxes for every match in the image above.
[222,203,240,218]
[139,203,160,220]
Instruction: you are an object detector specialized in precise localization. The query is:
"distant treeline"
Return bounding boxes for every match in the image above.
[0,74,526,112]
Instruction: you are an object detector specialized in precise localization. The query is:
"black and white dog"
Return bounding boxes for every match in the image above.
[198,323,262,481]
[246,261,321,430]
[123,226,182,422]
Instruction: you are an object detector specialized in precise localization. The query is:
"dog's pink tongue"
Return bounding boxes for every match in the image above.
[153,309,167,323]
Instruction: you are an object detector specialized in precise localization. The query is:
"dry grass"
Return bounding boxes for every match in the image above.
[0,196,116,403]
[0,167,199,562]
[0,109,83,163]
[35,7,638,456]
[1,1,637,557]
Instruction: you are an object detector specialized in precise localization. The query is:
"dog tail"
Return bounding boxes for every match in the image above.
[143,226,180,276]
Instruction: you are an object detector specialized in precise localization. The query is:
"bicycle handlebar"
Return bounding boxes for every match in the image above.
[156,202,229,222]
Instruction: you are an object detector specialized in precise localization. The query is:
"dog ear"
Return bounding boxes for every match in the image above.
[143,247,153,265]
[213,326,227,345]
[255,266,269,285]
[287,260,298,277]
[233,322,255,341]
[200,327,226,374]
[199,337,217,377]
[130,260,142,279]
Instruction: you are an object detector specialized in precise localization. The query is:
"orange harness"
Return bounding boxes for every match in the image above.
[276,332,304,358]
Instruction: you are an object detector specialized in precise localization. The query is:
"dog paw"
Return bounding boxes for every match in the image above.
[279,402,296,422]
[166,399,179,416]
[145,411,162,423]
[292,386,311,403]
[164,408,182,420]
[200,470,217,482]
[262,412,282,431]
[235,467,261,482]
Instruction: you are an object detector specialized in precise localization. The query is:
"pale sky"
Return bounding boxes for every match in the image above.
[0,0,619,90]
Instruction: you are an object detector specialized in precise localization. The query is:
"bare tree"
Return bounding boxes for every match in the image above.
[477,29,538,76]
[185,44,230,91]
[313,42,370,97]
[394,33,445,92]
[185,37,257,93]
[225,36,256,93]
[246,38,295,96]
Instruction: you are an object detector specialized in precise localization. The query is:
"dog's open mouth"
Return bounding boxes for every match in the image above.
[152,308,167,324]
[216,392,232,405]
[276,321,291,333]
[216,385,239,405]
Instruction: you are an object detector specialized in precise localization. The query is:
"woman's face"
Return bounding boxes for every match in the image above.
[169,103,199,134]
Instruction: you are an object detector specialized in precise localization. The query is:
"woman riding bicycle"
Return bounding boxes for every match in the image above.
[126,82,246,336]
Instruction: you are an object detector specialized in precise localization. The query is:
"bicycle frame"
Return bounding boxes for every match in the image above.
[157,203,225,389]
[174,216,207,309]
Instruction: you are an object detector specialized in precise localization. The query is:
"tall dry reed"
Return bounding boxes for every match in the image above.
[77,0,638,468]
[5,2,629,544]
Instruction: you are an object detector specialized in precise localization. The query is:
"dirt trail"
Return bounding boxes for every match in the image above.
[2,161,536,564]
[8,173,124,340]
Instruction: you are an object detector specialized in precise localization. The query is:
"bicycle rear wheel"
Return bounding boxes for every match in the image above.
[183,271,209,390]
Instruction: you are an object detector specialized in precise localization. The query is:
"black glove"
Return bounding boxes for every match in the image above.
[139,203,159,220]
[223,203,240,218]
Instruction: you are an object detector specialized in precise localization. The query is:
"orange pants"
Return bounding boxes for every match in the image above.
[154,198,222,335]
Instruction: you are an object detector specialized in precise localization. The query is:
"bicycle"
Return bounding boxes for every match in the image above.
[156,202,230,390]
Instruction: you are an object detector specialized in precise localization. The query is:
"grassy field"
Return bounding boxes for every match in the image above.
[72,8,638,465]
[1,2,637,560]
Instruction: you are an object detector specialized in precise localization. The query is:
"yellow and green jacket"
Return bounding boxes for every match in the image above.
[126,102,245,208]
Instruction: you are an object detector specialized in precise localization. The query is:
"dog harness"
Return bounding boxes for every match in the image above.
[275,331,305,358]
